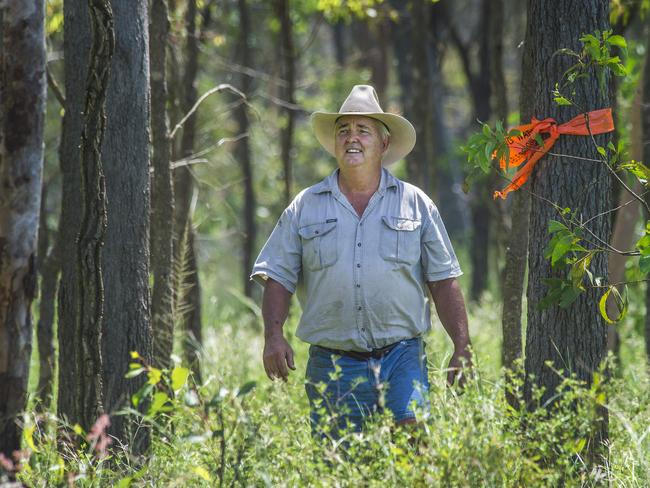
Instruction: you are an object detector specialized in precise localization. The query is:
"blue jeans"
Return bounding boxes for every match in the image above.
[305,337,430,436]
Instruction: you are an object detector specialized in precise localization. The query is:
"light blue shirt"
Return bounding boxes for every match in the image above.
[251,168,462,352]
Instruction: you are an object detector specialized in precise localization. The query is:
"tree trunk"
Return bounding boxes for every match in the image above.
[0,0,46,456]
[172,0,204,378]
[150,0,175,370]
[236,0,256,298]
[75,0,115,431]
[58,0,90,424]
[524,0,610,447]
[488,0,509,295]
[99,0,152,452]
[274,0,295,206]
[608,72,642,358]
[36,181,59,408]
[500,14,534,376]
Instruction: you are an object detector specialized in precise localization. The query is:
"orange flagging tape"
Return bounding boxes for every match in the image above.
[493,108,615,200]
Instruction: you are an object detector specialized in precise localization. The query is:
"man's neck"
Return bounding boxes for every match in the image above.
[337,166,382,196]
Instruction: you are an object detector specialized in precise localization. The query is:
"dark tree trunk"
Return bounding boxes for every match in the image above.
[524,0,610,447]
[75,0,115,431]
[100,0,152,452]
[500,1,533,376]
[172,0,203,378]
[36,181,59,408]
[274,0,295,205]
[0,0,46,456]
[236,0,256,298]
[488,0,509,295]
[150,0,175,370]
[58,0,90,423]
[350,17,389,102]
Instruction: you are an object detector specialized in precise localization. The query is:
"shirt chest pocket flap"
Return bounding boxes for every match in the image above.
[298,220,338,271]
[379,216,421,264]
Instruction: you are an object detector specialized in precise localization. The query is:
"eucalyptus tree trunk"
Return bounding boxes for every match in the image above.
[172,0,203,381]
[100,0,152,451]
[523,0,610,447]
[274,0,295,206]
[58,0,89,423]
[150,0,175,370]
[236,0,256,299]
[0,0,46,456]
[500,1,532,376]
[75,0,115,431]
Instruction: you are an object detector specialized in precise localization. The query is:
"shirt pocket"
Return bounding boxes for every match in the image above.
[379,216,422,265]
[298,220,338,271]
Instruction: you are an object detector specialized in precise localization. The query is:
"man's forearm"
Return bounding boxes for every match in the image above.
[262,278,292,338]
[427,278,470,351]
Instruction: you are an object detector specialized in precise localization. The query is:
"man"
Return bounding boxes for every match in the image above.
[251,85,471,434]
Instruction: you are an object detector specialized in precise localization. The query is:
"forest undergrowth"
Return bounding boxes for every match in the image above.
[8,293,650,487]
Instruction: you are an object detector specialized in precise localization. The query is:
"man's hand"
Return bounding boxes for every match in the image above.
[263,334,295,381]
[447,347,472,387]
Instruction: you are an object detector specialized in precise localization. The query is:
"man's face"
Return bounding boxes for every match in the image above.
[334,115,389,170]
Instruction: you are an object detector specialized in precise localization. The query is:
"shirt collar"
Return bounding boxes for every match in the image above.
[313,167,398,195]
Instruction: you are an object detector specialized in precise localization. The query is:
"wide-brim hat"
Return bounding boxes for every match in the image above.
[311,85,416,166]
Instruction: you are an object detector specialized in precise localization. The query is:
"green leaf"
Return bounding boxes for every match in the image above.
[607,34,627,49]
[171,366,190,391]
[148,392,172,416]
[147,367,163,386]
[596,146,607,158]
[620,160,650,186]
[548,220,569,234]
[554,96,573,106]
[598,285,628,324]
[551,234,574,266]
[639,255,650,275]
[559,286,581,308]
[125,368,145,379]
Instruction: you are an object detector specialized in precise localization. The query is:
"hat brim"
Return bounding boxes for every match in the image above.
[310,111,416,166]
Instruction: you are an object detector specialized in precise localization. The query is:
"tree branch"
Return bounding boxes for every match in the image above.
[169,83,247,140]
[46,65,66,107]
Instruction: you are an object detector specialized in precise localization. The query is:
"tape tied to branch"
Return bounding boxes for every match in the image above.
[493,108,615,200]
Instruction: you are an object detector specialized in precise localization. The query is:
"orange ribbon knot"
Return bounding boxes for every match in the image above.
[493,108,615,200]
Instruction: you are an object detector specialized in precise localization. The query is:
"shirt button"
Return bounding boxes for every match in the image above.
[356,263,361,268]
[356,284,360,288]
[358,306,362,311]
[361,328,366,332]
[357,242,361,247]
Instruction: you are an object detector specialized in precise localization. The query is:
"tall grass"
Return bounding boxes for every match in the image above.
[6,292,650,487]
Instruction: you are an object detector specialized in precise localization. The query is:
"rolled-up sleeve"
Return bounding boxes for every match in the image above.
[250,206,302,294]
[421,203,462,282]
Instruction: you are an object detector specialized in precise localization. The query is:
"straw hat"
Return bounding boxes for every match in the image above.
[311,85,416,165]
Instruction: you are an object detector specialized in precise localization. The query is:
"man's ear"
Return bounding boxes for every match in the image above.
[382,136,390,154]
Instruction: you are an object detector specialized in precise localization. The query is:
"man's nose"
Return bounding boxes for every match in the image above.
[346,131,359,143]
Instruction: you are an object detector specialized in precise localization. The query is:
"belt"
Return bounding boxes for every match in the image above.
[320,341,400,361]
